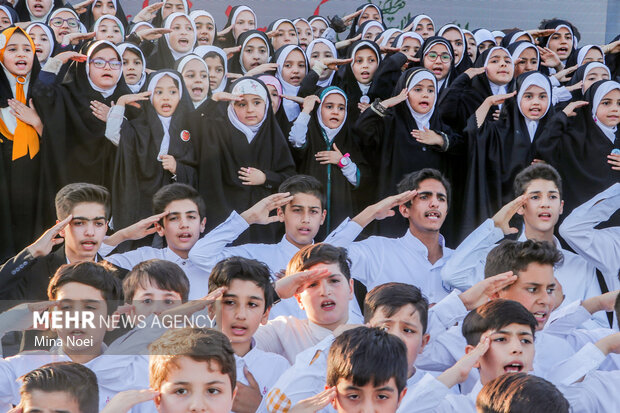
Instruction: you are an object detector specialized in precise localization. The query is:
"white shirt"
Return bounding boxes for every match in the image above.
[324,218,455,303]
[188,212,364,321]
[440,219,608,328]
[397,373,480,413]
[99,243,210,300]
[559,183,620,292]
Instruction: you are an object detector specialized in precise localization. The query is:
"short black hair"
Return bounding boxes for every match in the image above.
[55,183,111,220]
[397,168,451,208]
[327,326,408,394]
[208,257,275,312]
[152,183,207,221]
[364,282,429,333]
[20,362,99,413]
[513,163,563,199]
[278,174,326,211]
[615,292,620,328]
[47,261,122,315]
[123,259,190,302]
[287,243,351,281]
[476,372,569,413]
[484,239,563,279]
[462,299,537,346]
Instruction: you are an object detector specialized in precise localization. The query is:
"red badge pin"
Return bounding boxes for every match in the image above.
[180,130,190,141]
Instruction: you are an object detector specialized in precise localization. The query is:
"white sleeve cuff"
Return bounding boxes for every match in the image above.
[288,112,311,148]
[341,162,358,186]
[42,57,63,74]
[104,105,126,146]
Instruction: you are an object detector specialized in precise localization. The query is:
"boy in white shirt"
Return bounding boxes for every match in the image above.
[207,256,291,413]
[441,163,607,328]
[189,174,363,321]
[324,168,455,304]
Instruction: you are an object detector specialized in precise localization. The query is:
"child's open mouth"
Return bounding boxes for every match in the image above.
[177,232,192,241]
[503,362,523,373]
[320,300,335,310]
[424,211,441,220]
[230,324,247,336]
[80,240,97,251]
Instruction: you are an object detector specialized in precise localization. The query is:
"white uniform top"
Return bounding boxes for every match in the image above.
[324,218,456,304]
[397,373,481,413]
[188,211,364,321]
[439,218,607,328]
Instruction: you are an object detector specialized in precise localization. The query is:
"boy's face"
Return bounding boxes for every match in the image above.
[278,193,326,248]
[21,389,82,413]
[368,304,430,377]
[518,179,563,235]
[131,278,183,317]
[295,263,353,330]
[331,377,406,413]
[466,323,535,385]
[218,279,270,353]
[156,199,206,256]
[59,202,108,262]
[53,282,110,356]
[494,262,556,330]
[155,356,236,413]
[399,179,448,234]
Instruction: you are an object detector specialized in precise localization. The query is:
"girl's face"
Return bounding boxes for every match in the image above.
[310,19,327,39]
[233,93,266,126]
[195,15,215,45]
[162,0,185,21]
[582,48,604,65]
[309,42,334,80]
[95,18,123,44]
[233,10,256,40]
[478,40,495,55]
[29,26,52,63]
[27,0,52,19]
[266,84,280,113]
[88,47,121,90]
[494,34,505,45]
[272,22,298,50]
[595,89,620,127]
[49,11,80,41]
[242,37,269,71]
[547,27,573,60]
[204,55,224,90]
[400,37,422,61]
[408,79,436,114]
[363,25,382,41]
[387,32,400,45]
[92,0,116,22]
[423,43,451,81]
[352,48,378,84]
[182,59,209,103]
[169,16,194,53]
[486,49,513,85]
[121,49,143,85]
[519,85,549,120]
[514,48,538,77]
[0,10,11,31]
[442,29,463,64]
[295,21,313,50]
[3,33,34,76]
[153,75,180,117]
[465,33,476,60]
[415,18,434,40]
[583,67,610,92]
[320,93,346,128]
[281,49,306,86]
[358,6,380,26]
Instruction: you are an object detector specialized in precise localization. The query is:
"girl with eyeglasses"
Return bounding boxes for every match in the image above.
[415,37,457,101]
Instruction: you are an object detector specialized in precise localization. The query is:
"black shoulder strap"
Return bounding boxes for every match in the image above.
[595,267,614,328]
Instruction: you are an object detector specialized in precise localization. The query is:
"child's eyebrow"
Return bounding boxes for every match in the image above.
[167,210,199,215]
[72,216,107,221]
[375,386,396,392]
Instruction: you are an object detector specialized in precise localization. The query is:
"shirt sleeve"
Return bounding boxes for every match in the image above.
[427,290,468,339]
[397,373,461,413]
[340,161,359,186]
[546,342,607,386]
[288,111,311,148]
[324,218,375,287]
[105,104,126,146]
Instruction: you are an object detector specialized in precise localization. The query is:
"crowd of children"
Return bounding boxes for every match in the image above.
[0,0,619,412]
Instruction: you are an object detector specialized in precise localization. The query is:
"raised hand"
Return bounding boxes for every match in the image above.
[73,0,95,14]
[27,215,72,258]
[492,195,526,235]
[565,80,583,93]
[485,90,517,107]
[162,287,226,317]
[116,91,152,108]
[562,100,588,117]
[608,152,620,171]
[281,94,305,105]
[238,167,267,186]
[315,143,344,165]
[132,2,164,23]
[2,300,59,332]
[538,46,562,70]
[380,45,400,54]
[289,387,337,413]
[62,32,96,46]
[321,57,353,70]
[438,334,491,387]
[90,100,111,122]
[459,271,518,310]
[342,9,363,26]
[138,28,172,41]
[240,192,294,225]
[99,389,159,413]
[105,210,170,247]
[553,64,577,82]
[380,88,408,109]
[223,45,241,59]
[275,268,332,299]
[8,98,43,134]
[352,190,418,227]
[602,39,620,54]
[217,24,234,37]
[54,51,87,64]
[464,66,486,79]
[245,62,279,77]
[301,95,320,114]
[411,127,444,147]
[211,92,242,102]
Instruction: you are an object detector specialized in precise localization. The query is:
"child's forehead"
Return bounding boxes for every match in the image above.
[134,278,182,298]
[489,322,534,335]
[165,198,199,212]
[287,192,322,208]
[370,303,423,326]
[336,376,397,390]
[523,178,559,194]
[57,282,106,301]
[225,278,265,297]
[69,201,106,217]
[165,356,231,384]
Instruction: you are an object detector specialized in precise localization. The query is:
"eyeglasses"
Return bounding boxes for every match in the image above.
[89,58,122,70]
[426,52,452,63]
[49,17,79,28]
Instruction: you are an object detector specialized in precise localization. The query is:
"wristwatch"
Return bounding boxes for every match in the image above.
[338,153,351,168]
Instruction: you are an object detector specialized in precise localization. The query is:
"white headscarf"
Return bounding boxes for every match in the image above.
[581,62,611,93]
[506,31,534,45]
[491,30,505,40]
[26,22,55,64]
[349,41,378,96]
[577,45,605,67]
[117,43,146,93]
[318,88,348,142]
[411,14,434,32]
[130,21,153,34]
[484,46,513,96]
[93,14,125,41]
[147,71,184,159]
[0,6,14,25]
[194,45,227,93]
[474,29,496,47]
[85,40,122,98]
[163,12,196,61]
[163,0,188,15]
[276,44,307,121]
[355,4,382,31]
[592,81,620,143]
[438,24,466,65]
[239,32,270,74]
[177,54,209,108]
[510,42,539,65]
[378,28,402,48]
[306,38,337,87]
[360,20,384,39]
[545,24,576,49]
[405,70,437,130]
[517,73,551,141]
[227,78,269,143]
[230,6,257,41]
[394,32,423,49]
[148,71,183,103]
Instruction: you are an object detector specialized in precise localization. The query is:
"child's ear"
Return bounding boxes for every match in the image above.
[277,207,285,222]
[200,217,207,233]
[397,387,408,406]
[320,209,326,225]
[56,219,67,238]
[399,204,410,219]
[294,293,305,310]
[261,306,271,325]
[347,278,354,300]
[154,391,161,407]
[419,333,431,354]
[232,385,238,402]
[207,302,215,320]
[464,344,482,369]
[559,200,564,216]
[154,221,165,237]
